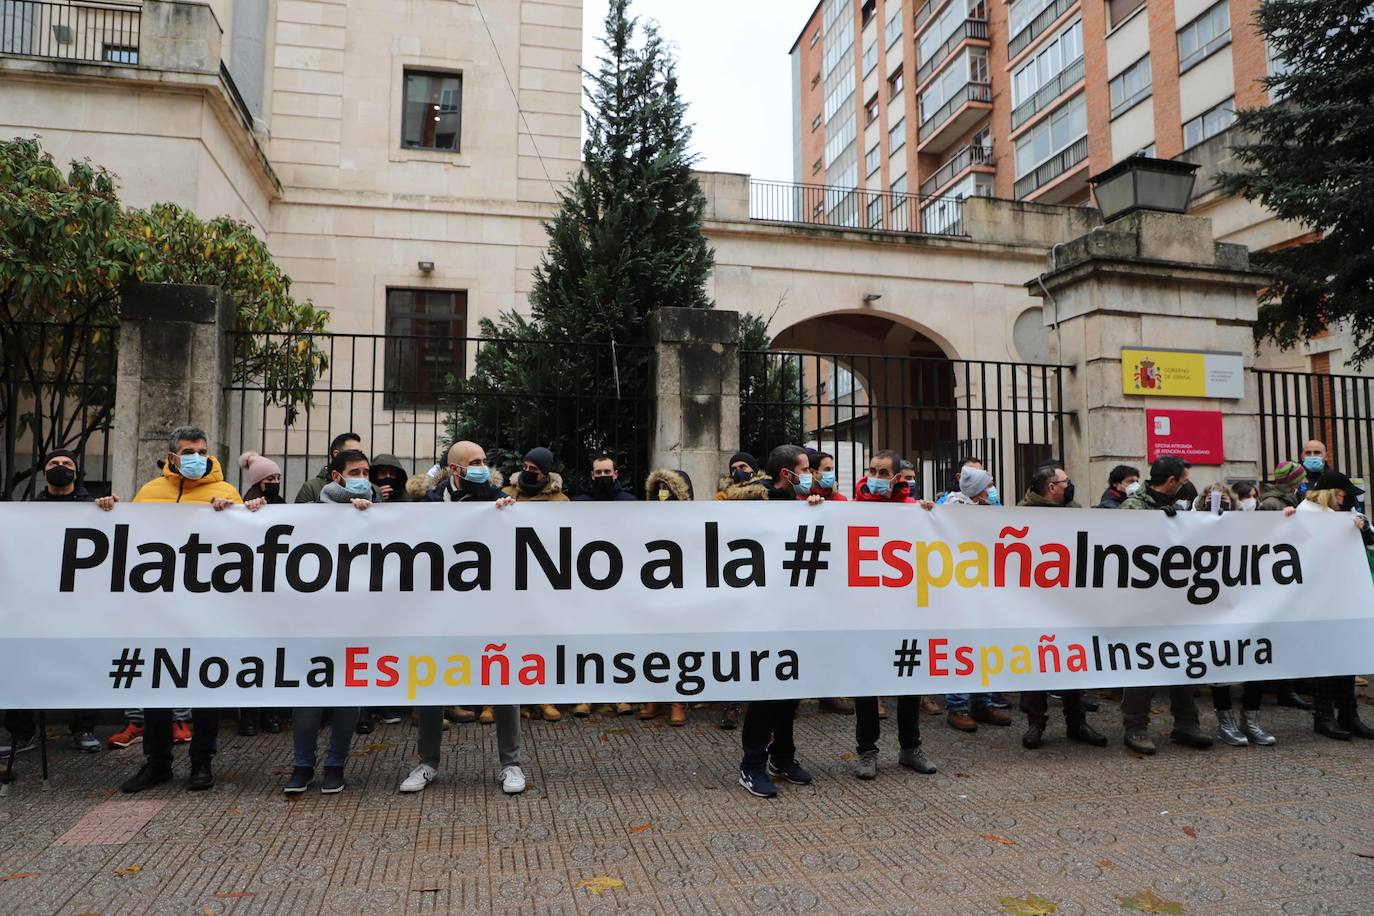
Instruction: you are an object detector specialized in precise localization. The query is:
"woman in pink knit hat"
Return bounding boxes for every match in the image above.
[239,451,284,504]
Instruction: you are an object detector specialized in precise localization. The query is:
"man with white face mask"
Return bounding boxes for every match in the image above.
[1096,464,1140,509]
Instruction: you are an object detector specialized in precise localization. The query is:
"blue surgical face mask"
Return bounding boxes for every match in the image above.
[1303,456,1325,473]
[820,472,837,491]
[987,485,1000,505]
[462,465,490,485]
[345,476,372,496]
[867,477,891,497]
[795,472,813,494]
[177,454,208,480]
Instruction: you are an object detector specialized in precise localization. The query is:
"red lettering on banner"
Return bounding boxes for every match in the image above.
[848,527,880,586]
[954,645,974,676]
[376,655,399,687]
[928,638,949,675]
[345,646,368,686]
[881,540,913,588]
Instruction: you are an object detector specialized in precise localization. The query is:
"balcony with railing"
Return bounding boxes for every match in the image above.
[918,81,992,154]
[1013,135,1089,200]
[1008,0,1077,59]
[920,143,993,196]
[1010,56,1084,131]
[916,18,988,85]
[748,179,968,237]
[0,0,140,64]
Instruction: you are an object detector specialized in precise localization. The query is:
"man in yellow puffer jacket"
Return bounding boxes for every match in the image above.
[121,426,264,796]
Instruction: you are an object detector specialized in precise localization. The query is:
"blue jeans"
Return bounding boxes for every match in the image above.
[946,693,993,713]
[292,707,359,769]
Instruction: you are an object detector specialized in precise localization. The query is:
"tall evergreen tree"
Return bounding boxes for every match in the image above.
[1217,1,1374,365]
[447,0,713,489]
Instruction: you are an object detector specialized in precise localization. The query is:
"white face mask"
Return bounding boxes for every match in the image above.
[1125,481,1143,496]
[1175,500,1191,511]
[1239,498,1257,511]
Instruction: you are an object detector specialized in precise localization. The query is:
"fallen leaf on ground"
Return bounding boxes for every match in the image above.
[223,807,241,814]
[576,876,625,895]
[1127,752,1148,760]
[999,894,1058,915]
[839,753,857,761]
[366,742,400,751]
[628,823,654,834]
[600,734,609,744]
[211,892,255,899]
[202,906,215,916]
[1181,826,1197,838]
[1120,890,1183,913]
[1098,860,1116,869]
[0,873,37,882]
[981,834,1017,846]
[113,865,143,877]
[954,772,971,779]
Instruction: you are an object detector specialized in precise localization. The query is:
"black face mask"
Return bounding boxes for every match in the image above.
[590,476,617,497]
[1062,480,1075,504]
[518,473,546,495]
[46,466,76,488]
[375,477,401,497]
[262,482,281,498]
[731,468,753,484]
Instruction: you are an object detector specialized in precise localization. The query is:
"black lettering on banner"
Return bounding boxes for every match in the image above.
[1158,642,1180,668]
[371,541,444,592]
[1130,544,1160,588]
[1256,638,1274,664]
[200,656,229,688]
[1159,546,1190,589]
[307,656,334,687]
[213,543,255,592]
[1188,546,1222,604]
[750,649,770,679]
[237,656,265,688]
[335,542,369,591]
[256,525,294,591]
[60,528,107,592]
[612,652,636,684]
[1271,544,1303,584]
[1135,642,1155,670]
[1221,545,1247,586]
[448,541,491,591]
[516,527,572,590]
[153,647,190,688]
[643,652,670,683]
[131,542,175,593]
[724,538,765,588]
[677,651,705,695]
[274,647,300,687]
[713,651,740,682]
[576,540,623,590]
[179,534,212,593]
[776,649,800,680]
[1092,543,1129,589]
[287,544,334,593]
[641,540,683,589]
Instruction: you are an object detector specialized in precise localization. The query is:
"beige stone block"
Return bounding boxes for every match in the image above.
[278,0,347,28]
[272,69,345,96]
[275,45,345,73]
[275,21,347,50]
[272,138,342,166]
[519,23,582,51]
[521,2,582,29]
[271,90,344,119]
[272,114,343,143]
[518,65,581,95]
[520,45,581,72]
[277,162,341,189]
[518,88,580,115]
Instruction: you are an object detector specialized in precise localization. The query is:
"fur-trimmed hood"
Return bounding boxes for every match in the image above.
[714,472,772,501]
[417,466,506,501]
[502,470,569,501]
[646,468,694,501]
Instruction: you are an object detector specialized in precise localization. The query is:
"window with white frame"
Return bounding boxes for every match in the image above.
[890,174,908,202]
[1011,19,1082,108]
[919,0,985,66]
[919,48,988,123]
[863,41,878,75]
[1182,97,1234,149]
[866,142,882,175]
[825,69,856,122]
[889,69,904,98]
[923,172,990,232]
[825,111,857,166]
[1014,91,1086,177]
[1109,55,1151,117]
[1008,0,1054,41]
[867,195,885,228]
[889,117,907,153]
[824,16,855,75]
[1177,1,1230,73]
[886,3,903,47]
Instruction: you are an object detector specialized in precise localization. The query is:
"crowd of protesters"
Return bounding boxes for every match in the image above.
[3,428,1371,800]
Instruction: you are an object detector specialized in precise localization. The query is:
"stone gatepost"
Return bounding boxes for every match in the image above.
[1027,211,1269,492]
[111,284,235,500]
[649,308,741,499]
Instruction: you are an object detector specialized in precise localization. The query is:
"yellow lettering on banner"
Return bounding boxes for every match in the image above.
[407,655,436,700]
[980,646,1003,688]
[443,655,471,687]
[914,541,953,608]
[1010,644,1031,675]
[955,542,989,587]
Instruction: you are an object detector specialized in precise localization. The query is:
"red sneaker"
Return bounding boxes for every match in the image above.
[107,722,144,749]
[172,721,193,744]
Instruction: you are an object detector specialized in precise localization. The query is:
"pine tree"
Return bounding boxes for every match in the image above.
[1216,1,1374,366]
[447,0,713,491]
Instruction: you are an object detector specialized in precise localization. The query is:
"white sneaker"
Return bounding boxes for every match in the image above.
[399,763,437,793]
[500,765,526,795]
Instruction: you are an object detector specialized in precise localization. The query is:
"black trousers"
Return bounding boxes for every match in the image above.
[1122,686,1199,732]
[739,700,799,770]
[855,696,920,754]
[144,708,220,766]
[1020,690,1087,727]
[1210,683,1263,711]
[4,709,97,739]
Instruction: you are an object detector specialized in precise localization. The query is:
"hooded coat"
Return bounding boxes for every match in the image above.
[370,453,413,502]
[424,467,505,503]
[133,458,243,505]
[502,470,570,502]
[573,478,637,501]
[714,471,772,501]
[1097,486,1128,509]
[1257,483,1302,512]
[645,468,694,501]
[1018,490,1065,509]
[1118,487,1174,511]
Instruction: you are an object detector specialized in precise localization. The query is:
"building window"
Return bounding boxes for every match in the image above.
[1015,91,1086,177]
[886,3,904,47]
[863,42,878,76]
[812,114,823,132]
[889,117,906,154]
[1109,55,1151,118]
[1178,2,1230,73]
[812,157,823,175]
[1008,0,1054,43]
[402,70,462,151]
[1108,0,1145,30]
[865,94,880,124]
[890,175,908,206]
[866,142,882,175]
[384,289,467,408]
[1266,39,1291,102]
[102,44,138,64]
[888,69,904,99]
[1182,96,1234,150]
[867,195,884,228]
[810,28,821,47]
[862,0,878,26]
[1137,143,1156,158]
[919,48,989,124]
[1011,19,1082,109]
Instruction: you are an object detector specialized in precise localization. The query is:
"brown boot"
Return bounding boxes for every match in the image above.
[614,703,634,716]
[571,704,592,717]
[971,706,1011,726]
[446,706,476,723]
[478,706,495,724]
[877,700,888,719]
[638,703,660,720]
[539,704,562,722]
[921,696,943,716]
[668,704,688,727]
[946,710,977,732]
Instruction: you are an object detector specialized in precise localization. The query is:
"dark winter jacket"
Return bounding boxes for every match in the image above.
[1097,486,1128,509]
[293,464,331,504]
[1019,491,1066,509]
[645,468,694,501]
[502,471,570,502]
[425,468,505,503]
[243,483,286,504]
[34,485,94,502]
[573,479,637,501]
[1256,484,1302,512]
[370,453,413,502]
[1119,487,1175,511]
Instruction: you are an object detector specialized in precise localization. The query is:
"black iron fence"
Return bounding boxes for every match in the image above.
[0,0,141,64]
[1256,369,1374,483]
[0,321,118,499]
[224,331,655,501]
[749,179,967,237]
[739,349,1067,501]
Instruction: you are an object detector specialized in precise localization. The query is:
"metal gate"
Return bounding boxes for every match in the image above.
[1256,369,1374,482]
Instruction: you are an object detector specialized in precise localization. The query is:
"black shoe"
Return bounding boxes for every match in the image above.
[1021,724,1044,749]
[355,718,374,735]
[719,705,739,730]
[1338,712,1374,739]
[238,720,258,737]
[263,714,282,734]
[1066,721,1108,747]
[1315,717,1352,740]
[1170,725,1214,749]
[1124,732,1156,755]
[1081,698,1101,713]
[1277,689,1313,710]
[377,710,403,725]
[283,766,313,794]
[121,762,173,793]
[72,731,101,754]
[321,766,345,794]
[188,757,214,791]
[898,747,936,774]
[766,758,814,786]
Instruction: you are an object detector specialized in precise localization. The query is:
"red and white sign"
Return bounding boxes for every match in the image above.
[1147,408,1225,464]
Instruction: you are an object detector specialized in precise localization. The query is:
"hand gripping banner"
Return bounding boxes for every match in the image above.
[2,502,1372,707]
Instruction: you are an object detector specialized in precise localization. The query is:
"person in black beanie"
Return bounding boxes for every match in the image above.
[571,453,636,717]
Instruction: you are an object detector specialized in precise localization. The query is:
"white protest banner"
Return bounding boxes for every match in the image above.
[1,501,1372,707]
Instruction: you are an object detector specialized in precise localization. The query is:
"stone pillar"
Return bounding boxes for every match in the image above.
[649,308,741,500]
[1027,210,1269,492]
[111,284,234,500]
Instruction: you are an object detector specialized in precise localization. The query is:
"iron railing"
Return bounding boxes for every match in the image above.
[0,0,140,64]
[1008,0,1077,59]
[1257,369,1374,485]
[1014,135,1089,199]
[921,142,993,196]
[739,349,1067,501]
[1011,56,1084,131]
[224,331,655,500]
[0,321,118,500]
[749,179,967,237]
[916,18,988,85]
[919,80,992,133]
[219,61,255,128]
